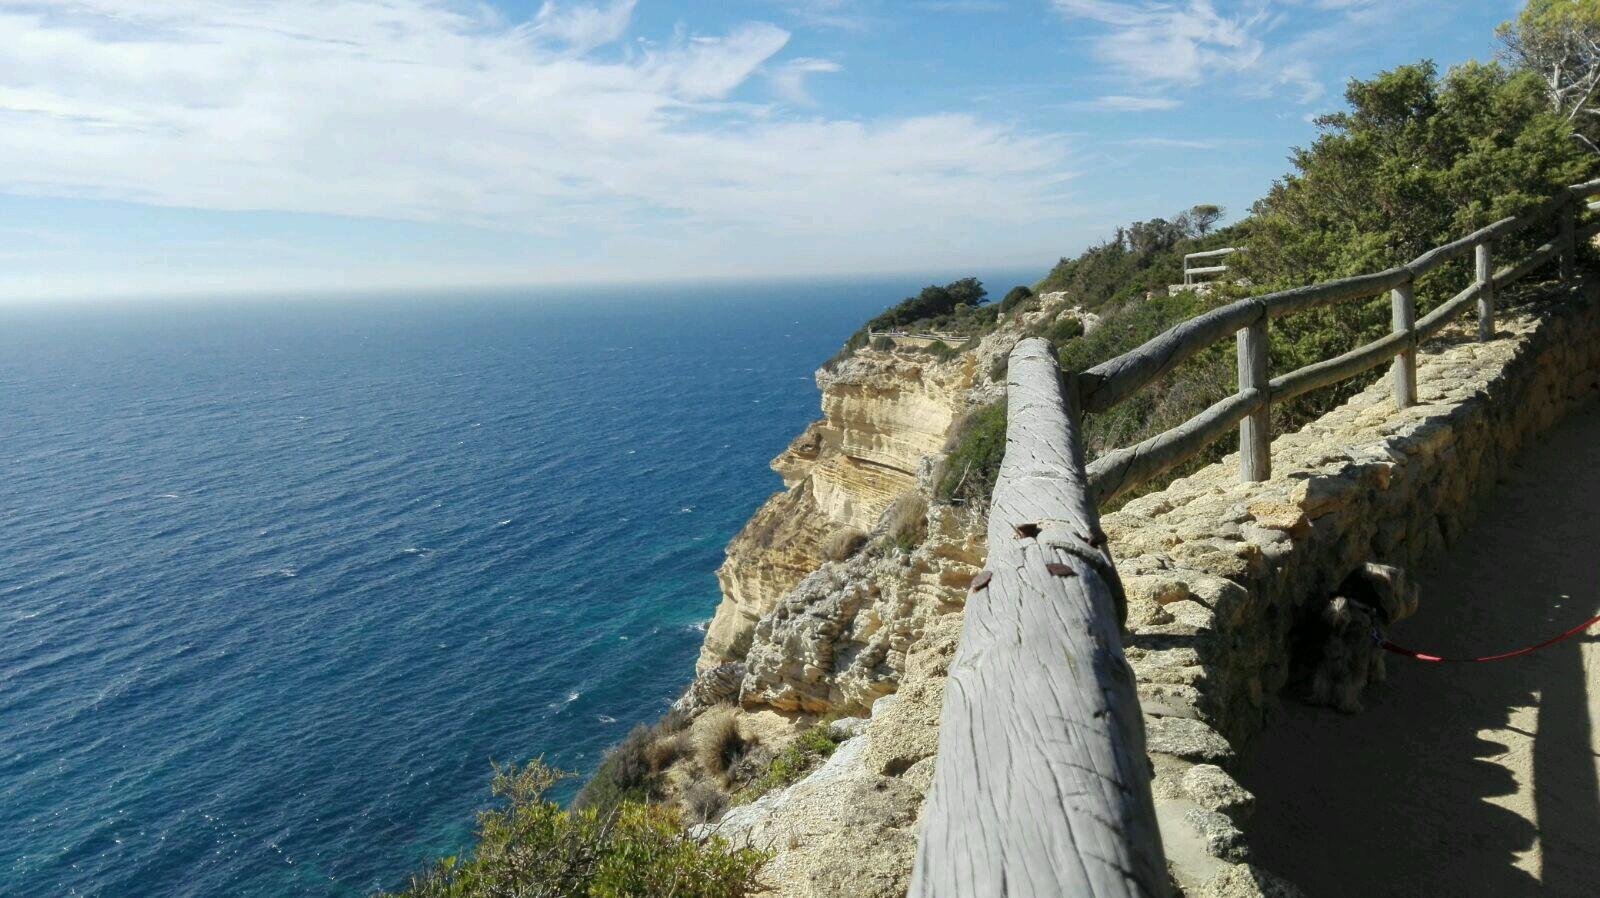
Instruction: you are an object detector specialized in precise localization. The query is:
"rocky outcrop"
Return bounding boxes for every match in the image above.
[707,613,961,898]
[698,348,977,673]
[737,506,981,714]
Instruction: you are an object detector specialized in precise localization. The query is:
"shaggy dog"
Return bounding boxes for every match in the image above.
[1294,563,1420,712]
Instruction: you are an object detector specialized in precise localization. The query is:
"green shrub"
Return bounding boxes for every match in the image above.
[822,278,1000,369]
[1241,60,1591,417]
[733,725,840,805]
[573,712,688,814]
[864,277,988,332]
[1036,211,1243,308]
[1041,315,1084,347]
[935,402,1006,507]
[382,760,767,898]
[1029,58,1593,510]
[573,724,663,814]
[919,340,959,361]
[999,285,1034,313]
[870,335,895,351]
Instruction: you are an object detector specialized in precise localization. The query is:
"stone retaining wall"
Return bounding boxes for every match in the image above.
[1105,280,1600,894]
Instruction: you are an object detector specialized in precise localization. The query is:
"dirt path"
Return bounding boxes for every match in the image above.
[1242,401,1600,897]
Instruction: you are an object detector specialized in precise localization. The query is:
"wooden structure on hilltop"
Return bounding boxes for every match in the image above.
[909,178,1600,897]
[1182,246,1239,286]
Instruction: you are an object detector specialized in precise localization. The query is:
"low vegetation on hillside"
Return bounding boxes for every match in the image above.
[1035,205,1237,309]
[382,760,766,898]
[945,57,1594,509]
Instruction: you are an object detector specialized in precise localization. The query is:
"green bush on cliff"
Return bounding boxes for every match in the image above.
[998,285,1034,313]
[574,712,690,815]
[823,277,999,370]
[733,724,839,805]
[1037,314,1084,348]
[936,402,1007,507]
[383,760,766,898]
[865,277,988,331]
[1059,287,1234,468]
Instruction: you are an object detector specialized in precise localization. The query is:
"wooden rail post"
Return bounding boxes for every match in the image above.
[1561,196,1577,282]
[1389,284,1417,408]
[1237,319,1270,481]
[910,338,1166,898]
[1476,241,1495,342]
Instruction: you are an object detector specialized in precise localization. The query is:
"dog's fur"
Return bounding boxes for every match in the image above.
[1293,563,1420,712]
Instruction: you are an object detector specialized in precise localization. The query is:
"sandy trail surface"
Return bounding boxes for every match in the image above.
[1242,401,1600,897]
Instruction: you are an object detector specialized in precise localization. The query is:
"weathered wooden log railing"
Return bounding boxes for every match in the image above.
[866,328,968,342]
[1182,246,1238,285]
[910,339,1166,898]
[910,178,1600,897]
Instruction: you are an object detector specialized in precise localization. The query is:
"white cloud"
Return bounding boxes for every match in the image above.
[771,0,874,31]
[1120,136,1221,149]
[1053,0,1266,85]
[529,0,637,52]
[1079,94,1182,111]
[768,57,842,104]
[0,0,1077,264]
[1272,60,1325,104]
[911,1,1010,11]
[1051,0,1420,106]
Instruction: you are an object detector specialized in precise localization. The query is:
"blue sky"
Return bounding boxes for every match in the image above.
[0,0,1524,301]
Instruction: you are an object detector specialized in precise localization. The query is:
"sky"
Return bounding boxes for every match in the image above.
[0,0,1528,301]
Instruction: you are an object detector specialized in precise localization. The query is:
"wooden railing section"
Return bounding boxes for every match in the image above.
[867,328,967,343]
[909,178,1600,898]
[1082,177,1600,505]
[1182,246,1238,285]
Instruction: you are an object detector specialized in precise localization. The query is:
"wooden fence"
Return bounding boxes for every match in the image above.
[909,178,1600,898]
[1182,246,1239,285]
[867,329,968,343]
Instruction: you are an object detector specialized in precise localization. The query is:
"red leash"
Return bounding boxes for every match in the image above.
[1374,614,1600,663]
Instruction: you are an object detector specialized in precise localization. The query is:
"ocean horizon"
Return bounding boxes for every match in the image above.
[0,274,1029,897]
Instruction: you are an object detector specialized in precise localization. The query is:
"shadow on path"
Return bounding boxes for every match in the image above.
[1241,402,1600,897]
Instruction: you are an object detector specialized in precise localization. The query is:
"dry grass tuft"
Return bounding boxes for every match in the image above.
[884,492,928,551]
[693,707,749,777]
[822,527,869,561]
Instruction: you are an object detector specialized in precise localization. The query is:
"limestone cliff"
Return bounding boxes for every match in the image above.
[696,292,1079,685]
[613,293,1079,897]
[697,346,979,675]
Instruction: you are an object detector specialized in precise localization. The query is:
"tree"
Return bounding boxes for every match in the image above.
[1498,0,1600,153]
[1185,204,1224,236]
[999,285,1034,313]
[943,276,989,307]
[1241,59,1591,416]
[864,277,988,330]
[1243,60,1590,287]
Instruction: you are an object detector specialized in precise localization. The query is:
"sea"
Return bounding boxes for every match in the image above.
[0,275,1026,898]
